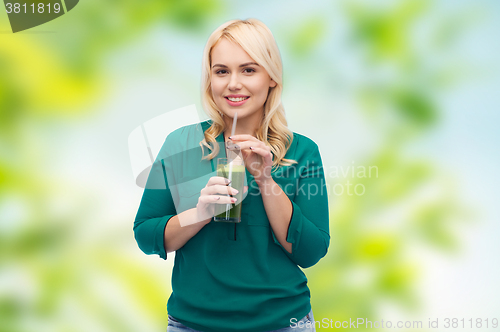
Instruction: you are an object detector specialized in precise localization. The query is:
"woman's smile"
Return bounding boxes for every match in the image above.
[225,94,250,106]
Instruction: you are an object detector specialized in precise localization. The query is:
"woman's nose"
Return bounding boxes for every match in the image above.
[228,74,242,90]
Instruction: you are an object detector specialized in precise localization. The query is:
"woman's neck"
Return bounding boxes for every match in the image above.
[224,122,258,138]
[222,109,263,139]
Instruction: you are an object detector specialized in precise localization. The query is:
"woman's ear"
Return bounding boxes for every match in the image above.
[270,79,277,88]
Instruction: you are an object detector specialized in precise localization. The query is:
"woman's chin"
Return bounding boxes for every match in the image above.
[222,109,246,118]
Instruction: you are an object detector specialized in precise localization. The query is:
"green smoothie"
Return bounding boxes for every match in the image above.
[214,164,245,223]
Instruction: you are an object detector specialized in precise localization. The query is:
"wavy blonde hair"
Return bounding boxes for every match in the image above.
[199,18,296,169]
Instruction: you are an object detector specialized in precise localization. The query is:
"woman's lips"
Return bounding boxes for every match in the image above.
[225,96,249,107]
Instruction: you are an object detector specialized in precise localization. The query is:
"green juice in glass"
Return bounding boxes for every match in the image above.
[214,160,244,223]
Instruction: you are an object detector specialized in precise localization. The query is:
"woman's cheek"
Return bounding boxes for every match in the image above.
[210,79,223,94]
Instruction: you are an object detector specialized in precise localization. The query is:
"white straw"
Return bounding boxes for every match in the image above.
[226,112,238,218]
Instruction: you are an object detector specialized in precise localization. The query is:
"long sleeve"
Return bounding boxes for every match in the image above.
[133,155,176,260]
[133,122,218,260]
[271,143,330,268]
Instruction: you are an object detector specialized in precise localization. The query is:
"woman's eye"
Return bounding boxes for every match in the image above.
[243,68,255,73]
[216,70,228,75]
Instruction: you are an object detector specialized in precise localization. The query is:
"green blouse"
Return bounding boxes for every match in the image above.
[134,120,330,332]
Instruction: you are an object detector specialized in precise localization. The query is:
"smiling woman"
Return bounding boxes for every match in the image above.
[133,18,330,332]
[200,19,295,169]
[210,39,276,125]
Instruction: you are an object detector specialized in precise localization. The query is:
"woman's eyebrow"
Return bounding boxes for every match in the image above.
[239,62,260,67]
[212,62,260,69]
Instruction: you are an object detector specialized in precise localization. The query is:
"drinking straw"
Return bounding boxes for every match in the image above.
[226,112,238,219]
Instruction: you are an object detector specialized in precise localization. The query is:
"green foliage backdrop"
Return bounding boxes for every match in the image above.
[1,0,499,331]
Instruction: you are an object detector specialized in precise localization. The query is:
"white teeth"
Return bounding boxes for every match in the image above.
[227,97,248,102]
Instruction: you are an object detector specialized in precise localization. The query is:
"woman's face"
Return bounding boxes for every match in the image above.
[210,38,276,124]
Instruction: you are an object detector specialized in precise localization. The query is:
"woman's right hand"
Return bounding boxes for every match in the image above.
[196,176,239,223]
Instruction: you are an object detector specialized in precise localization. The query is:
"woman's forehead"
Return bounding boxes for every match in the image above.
[211,38,255,66]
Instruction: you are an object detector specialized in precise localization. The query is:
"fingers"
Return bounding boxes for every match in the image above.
[228,140,268,152]
[227,137,266,152]
[202,184,239,196]
[200,180,239,206]
[198,195,237,205]
[248,146,273,163]
[228,134,260,142]
[206,176,231,187]
[227,136,272,160]
[226,141,240,150]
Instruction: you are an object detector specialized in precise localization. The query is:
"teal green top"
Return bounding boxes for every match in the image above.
[134,120,330,332]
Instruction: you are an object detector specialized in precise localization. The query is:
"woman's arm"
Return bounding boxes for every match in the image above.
[133,150,203,258]
[227,135,294,252]
[134,155,179,259]
[134,154,238,256]
[228,134,330,268]
[163,208,211,253]
[135,205,210,256]
[261,142,330,268]
[258,180,293,253]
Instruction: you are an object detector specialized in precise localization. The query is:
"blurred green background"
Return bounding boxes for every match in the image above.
[1,0,499,331]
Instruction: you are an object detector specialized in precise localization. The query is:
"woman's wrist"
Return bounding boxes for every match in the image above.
[255,177,276,193]
[194,206,214,225]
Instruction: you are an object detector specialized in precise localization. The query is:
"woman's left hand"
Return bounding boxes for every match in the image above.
[227,135,273,185]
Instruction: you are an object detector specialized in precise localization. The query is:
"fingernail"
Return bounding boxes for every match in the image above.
[216,196,221,200]
[249,146,253,150]
[231,198,237,203]
[228,136,233,140]
[225,179,232,184]
[232,189,239,194]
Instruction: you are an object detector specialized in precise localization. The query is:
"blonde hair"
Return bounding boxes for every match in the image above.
[199,18,296,169]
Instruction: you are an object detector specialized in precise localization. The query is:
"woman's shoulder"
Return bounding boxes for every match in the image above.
[284,131,322,164]
[166,120,209,142]
[290,131,320,153]
[159,120,210,157]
